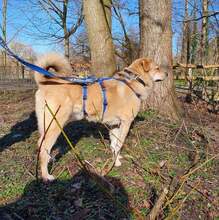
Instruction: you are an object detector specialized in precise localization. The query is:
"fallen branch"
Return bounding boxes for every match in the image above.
[147,187,169,220]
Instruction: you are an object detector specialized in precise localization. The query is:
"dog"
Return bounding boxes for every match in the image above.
[34,53,168,181]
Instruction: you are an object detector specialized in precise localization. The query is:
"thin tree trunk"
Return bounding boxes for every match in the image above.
[200,0,209,64]
[181,0,189,64]
[83,0,116,76]
[140,0,181,120]
[64,34,70,58]
[2,0,7,69]
[101,0,112,31]
[190,0,198,64]
[217,35,219,75]
[63,0,69,58]
[181,0,191,102]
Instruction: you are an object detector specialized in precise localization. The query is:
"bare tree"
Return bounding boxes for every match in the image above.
[28,0,83,58]
[83,0,116,76]
[140,0,181,120]
[10,42,36,79]
[112,1,136,65]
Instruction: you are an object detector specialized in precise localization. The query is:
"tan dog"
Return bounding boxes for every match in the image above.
[35,53,167,181]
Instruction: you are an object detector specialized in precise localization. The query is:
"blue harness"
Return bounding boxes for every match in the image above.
[81,77,112,117]
[0,37,113,118]
[0,37,144,118]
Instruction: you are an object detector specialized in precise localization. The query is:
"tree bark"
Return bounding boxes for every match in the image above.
[63,0,69,58]
[101,0,112,31]
[139,0,181,120]
[2,0,7,68]
[200,0,209,64]
[181,0,189,64]
[83,0,116,76]
[190,0,198,64]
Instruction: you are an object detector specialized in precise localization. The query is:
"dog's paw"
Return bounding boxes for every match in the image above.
[114,154,123,167]
[115,159,122,167]
[43,174,55,183]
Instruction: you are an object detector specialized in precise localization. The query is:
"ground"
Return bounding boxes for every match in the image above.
[0,89,218,219]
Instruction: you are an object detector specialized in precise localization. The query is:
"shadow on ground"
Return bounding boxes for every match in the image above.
[0,110,109,152]
[0,112,37,152]
[0,170,130,219]
[0,110,144,161]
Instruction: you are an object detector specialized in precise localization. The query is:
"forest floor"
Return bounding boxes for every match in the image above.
[0,89,218,220]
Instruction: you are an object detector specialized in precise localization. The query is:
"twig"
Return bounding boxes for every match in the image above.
[147,187,169,220]
[186,181,216,204]
[181,152,219,180]
[165,181,200,220]
[13,212,24,220]
[56,166,67,179]
[173,119,185,143]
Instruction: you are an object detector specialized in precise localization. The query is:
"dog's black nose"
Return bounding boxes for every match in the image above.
[165,72,168,77]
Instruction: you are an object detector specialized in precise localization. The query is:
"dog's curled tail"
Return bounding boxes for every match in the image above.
[34,53,72,85]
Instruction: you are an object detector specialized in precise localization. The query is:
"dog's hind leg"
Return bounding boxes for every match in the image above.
[109,120,132,167]
[38,105,71,182]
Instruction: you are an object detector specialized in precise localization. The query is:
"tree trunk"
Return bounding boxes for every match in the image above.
[181,0,189,64]
[217,35,219,75]
[63,0,69,59]
[101,0,112,31]
[190,0,198,64]
[83,0,116,76]
[139,0,181,120]
[2,0,7,68]
[200,0,209,64]
[64,35,70,59]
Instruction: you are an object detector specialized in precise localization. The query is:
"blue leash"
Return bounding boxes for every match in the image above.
[0,36,98,84]
[0,36,112,119]
[0,37,56,78]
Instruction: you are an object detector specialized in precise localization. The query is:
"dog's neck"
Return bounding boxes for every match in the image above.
[114,68,151,100]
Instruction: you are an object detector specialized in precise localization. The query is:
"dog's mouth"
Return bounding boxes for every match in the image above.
[154,79,163,82]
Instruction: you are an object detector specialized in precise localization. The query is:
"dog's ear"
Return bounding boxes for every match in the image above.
[141,59,151,72]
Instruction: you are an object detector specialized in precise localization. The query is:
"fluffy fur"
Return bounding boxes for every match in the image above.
[35,54,167,181]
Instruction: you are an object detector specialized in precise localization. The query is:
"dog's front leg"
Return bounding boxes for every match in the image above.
[109,120,132,166]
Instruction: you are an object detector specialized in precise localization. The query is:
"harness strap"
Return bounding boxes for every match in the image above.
[82,78,112,119]
[98,79,108,118]
[82,84,88,116]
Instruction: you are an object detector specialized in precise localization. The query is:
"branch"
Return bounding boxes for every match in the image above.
[147,187,169,220]
[39,0,63,28]
[173,63,219,69]
[65,6,84,39]
[177,11,219,23]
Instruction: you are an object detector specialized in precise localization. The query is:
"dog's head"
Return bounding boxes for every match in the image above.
[129,58,168,83]
[126,58,168,99]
